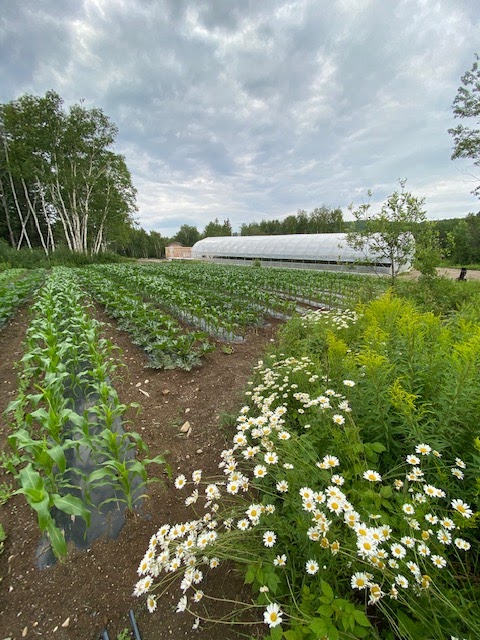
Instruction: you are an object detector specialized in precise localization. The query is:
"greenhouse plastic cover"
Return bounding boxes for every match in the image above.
[191,233,394,264]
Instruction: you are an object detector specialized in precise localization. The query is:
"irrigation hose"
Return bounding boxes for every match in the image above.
[100,631,110,640]
[129,609,142,640]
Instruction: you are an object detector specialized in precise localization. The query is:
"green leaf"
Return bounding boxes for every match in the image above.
[29,492,51,531]
[52,494,91,527]
[266,570,281,594]
[369,442,386,453]
[353,610,371,628]
[309,618,328,636]
[67,411,87,428]
[326,622,339,640]
[244,565,255,585]
[317,604,333,618]
[270,625,283,640]
[47,518,67,559]
[18,463,44,493]
[321,580,334,602]
[146,454,172,477]
[30,407,50,423]
[88,468,114,484]
[379,485,392,498]
[47,445,66,474]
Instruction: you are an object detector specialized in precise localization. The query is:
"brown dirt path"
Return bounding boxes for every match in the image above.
[401,267,480,280]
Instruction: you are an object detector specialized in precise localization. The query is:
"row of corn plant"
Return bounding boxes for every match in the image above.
[75,267,213,369]
[5,267,169,559]
[93,263,264,340]
[134,292,479,639]
[0,268,46,329]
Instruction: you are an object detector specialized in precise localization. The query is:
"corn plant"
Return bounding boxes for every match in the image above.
[6,267,170,560]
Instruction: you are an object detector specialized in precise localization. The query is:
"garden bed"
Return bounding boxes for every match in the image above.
[0,304,278,639]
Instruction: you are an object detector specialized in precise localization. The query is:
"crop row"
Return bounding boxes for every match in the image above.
[0,269,46,329]
[90,263,273,340]
[6,267,168,559]
[141,261,387,310]
[75,267,213,369]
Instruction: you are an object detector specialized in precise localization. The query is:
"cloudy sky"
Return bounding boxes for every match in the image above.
[1,0,479,236]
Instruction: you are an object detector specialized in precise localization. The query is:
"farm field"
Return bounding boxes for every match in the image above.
[0,263,382,640]
[0,262,478,640]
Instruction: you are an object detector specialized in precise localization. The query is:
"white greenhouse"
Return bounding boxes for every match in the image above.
[191,233,412,274]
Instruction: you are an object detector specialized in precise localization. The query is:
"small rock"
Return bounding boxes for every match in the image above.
[135,382,141,387]
[138,388,150,397]
[196,449,203,454]
[180,421,190,433]
[61,617,70,628]
[22,627,28,638]
[185,408,190,414]
[144,379,149,384]
[162,389,170,395]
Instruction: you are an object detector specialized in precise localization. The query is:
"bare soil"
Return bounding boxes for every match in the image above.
[0,304,280,640]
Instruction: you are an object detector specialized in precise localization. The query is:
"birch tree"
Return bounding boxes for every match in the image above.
[0,91,136,253]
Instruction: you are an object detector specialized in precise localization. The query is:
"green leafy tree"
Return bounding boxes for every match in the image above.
[174,224,200,247]
[0,91,137,254]
[347,181,427,283]
[202,217,232,237]
[308,206,344,233]
[448,53,480,198]
[448,213,480,264]
[413,222,443,282]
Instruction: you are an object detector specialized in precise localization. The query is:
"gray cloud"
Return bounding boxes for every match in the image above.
[1,0,479,236]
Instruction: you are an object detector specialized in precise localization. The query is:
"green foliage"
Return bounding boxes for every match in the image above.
[174,224,201,247]
[6,268,169,559]
[448,53,480,199]
[347,181,427,283]
[0,90,137,254]
[76,265,213,369]
[240,205,344,236]
[0,268,45,327]
[133,280,480,639]
[202,217,232,237]
[396,275,480,315]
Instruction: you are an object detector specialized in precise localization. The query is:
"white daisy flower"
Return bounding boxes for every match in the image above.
[263,603,283,628]
[174,475,187,489]
[451,499,473,518]
[305,559,319,575]
[263,531,277,547]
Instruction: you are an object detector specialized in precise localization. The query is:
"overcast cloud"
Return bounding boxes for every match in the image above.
[1,0,479,235]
